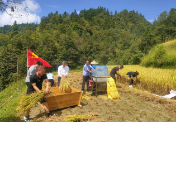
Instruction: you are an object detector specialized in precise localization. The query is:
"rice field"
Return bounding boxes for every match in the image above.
[109,65,176,95]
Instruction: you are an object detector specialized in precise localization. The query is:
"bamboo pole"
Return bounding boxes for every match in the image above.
[17,58,19,82]
[27,48,28,74]
[0,96,13,109]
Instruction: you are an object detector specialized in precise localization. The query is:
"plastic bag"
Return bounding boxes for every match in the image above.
[107,78,120,99]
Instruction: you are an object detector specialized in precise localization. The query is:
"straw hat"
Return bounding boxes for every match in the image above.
[91,60,98,65]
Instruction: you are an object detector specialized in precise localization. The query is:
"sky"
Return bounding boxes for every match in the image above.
[0,0,175,26]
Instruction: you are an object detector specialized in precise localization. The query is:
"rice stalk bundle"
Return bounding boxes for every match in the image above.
[16,91,45,115]
[59,78,71,93]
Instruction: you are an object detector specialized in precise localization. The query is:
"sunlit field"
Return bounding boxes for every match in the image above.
[109,65,176,95]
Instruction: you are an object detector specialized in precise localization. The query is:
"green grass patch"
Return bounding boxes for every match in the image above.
[141,40,176,68]
[0,79,27,122]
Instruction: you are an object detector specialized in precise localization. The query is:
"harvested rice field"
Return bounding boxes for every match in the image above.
[27,71,176,122]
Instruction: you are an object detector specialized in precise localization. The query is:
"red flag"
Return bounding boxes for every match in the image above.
[27,49,52,67]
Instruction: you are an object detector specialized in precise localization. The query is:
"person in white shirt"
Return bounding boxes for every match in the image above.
[47,72,55,87]
[58,61,69,86]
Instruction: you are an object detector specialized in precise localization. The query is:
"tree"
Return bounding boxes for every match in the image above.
[139,27,156,54]
[0,0,28,18]
[10,21,19,38]
[0,33,8,46]
[0,7,160,90]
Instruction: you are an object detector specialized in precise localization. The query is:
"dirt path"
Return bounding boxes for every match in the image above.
[28,72,176,122]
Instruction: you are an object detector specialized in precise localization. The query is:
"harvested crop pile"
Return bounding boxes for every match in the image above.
[59,78,71,93]
[64,113,105,122]
[65,115,89,122]
[16,91,45,115]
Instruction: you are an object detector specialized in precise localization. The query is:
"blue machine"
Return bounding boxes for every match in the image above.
[92,65,109,77]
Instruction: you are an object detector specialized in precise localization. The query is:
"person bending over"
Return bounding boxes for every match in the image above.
[25,61,43,87]
[110,65,124,83]
[127,71,139,87]
[24,66,54,121]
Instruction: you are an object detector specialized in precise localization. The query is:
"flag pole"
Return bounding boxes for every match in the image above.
[17,57,19,82]
[27,48,28,73]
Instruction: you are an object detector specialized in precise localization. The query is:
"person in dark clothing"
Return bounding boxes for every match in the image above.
[25,61,43,87]
[24,66,55,121]
[110,65,124,83]
[127,71,139,86]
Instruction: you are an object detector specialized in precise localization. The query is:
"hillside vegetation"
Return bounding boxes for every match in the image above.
[0,79,26,122]
[141,40,176,68]
[0,7,176,91]
[0,7,151,91]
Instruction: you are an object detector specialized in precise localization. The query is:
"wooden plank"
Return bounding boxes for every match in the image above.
[47,98,81,111]
[78,91,83,105]
[48,100,80,111]
[51,87,81,93]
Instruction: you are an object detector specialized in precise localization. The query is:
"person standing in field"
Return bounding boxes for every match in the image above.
[25,61,43,87]
[82,60,92,91]
[47,71,55,87]
[58,61,69,86]
[110,65,124,83]
[24,66,55,121]
[127,71,139,87]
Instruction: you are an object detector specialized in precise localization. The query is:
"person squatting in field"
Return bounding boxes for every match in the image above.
[24,66,55,121]
[110,65,124,83]
[127,71,139,87]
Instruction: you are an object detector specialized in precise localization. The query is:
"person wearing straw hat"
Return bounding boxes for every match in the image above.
[90,60,98,78]
[91,60,98,65]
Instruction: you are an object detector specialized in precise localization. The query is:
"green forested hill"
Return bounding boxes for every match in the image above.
[141,40,176,68]
[0,7,176,91]
[0,23,38,35]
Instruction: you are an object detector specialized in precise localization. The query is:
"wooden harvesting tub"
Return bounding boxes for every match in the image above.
[46,87,82,111]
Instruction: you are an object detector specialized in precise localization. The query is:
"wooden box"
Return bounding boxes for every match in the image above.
[46,87,82,111]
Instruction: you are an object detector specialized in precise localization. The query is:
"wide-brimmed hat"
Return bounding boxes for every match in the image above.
[91,60,98,65]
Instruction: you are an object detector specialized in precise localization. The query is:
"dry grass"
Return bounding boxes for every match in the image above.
[64,113,105,122]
